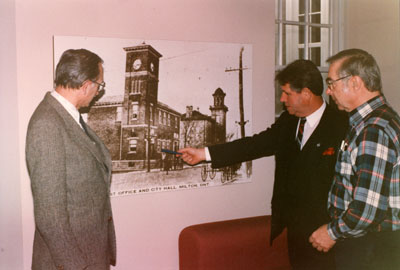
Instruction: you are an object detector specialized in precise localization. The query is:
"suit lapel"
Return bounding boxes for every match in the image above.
[286,115,299,148]
[85,125,112,177]
[44,93,111,181]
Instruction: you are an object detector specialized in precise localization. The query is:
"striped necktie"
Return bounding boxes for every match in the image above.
[296,117,306,149]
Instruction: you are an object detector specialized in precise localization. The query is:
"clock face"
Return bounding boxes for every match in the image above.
[150,62,155,72]
[133,59,142,70]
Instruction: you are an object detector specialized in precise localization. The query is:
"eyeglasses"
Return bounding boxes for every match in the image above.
[91,80,106,91]
[326,75,351,90]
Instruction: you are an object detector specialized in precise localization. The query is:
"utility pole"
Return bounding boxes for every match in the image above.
[225,47,252,177]
[225,46,248,138]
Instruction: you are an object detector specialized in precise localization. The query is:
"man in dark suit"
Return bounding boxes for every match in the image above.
[26,49,116,270]
[179,59,348,269]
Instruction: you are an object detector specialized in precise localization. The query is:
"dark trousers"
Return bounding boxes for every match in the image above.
[335,230,400,270]
[287,226,336,270]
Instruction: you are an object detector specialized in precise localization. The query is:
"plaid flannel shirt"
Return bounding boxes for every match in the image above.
[327,95,400,240]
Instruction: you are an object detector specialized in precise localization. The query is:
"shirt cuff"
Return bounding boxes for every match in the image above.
[327,223,339,241]
[205,147,211,162]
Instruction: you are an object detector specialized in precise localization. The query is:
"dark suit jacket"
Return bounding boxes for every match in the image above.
[208,104,348,244]
[26,92,116,270]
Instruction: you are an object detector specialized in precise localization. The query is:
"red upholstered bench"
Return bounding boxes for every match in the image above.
[179,215,291,270]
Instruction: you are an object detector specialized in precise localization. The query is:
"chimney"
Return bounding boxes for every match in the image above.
[186,106,193,118]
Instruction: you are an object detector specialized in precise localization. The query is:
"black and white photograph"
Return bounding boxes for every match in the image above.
[54,36,253,196]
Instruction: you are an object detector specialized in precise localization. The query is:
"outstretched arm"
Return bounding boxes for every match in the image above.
[178,148,206,165]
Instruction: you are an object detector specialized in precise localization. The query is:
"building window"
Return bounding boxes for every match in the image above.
[130,128,138,138]
[175,116,178,128]
[149,105,153,123]
[167,114,171,126]
[275,0,341,117]
[275,0,332,67]
[163,112,167,125]
[157,139,161,152]
[116,107,122,122]
[129,139,137,153]
[159,110,162,124]
[131,102,139,120]
[131,79,142,94]
[174,141,178,151]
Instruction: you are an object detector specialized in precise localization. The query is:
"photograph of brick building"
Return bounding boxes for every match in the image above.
[88,44,182,172]
[54,36,252,196]
[180,87,228,149]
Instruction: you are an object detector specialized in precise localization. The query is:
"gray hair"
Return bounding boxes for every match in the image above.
[326,48,382,92]
[54,49,103,89]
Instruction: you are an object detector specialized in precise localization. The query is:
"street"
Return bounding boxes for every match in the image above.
[110,164,248,196]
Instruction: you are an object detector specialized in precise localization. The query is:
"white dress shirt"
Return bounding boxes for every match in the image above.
[297,101,326,149]
[51,90,85,130]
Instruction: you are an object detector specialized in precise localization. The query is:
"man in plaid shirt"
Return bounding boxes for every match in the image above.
[309,49,400,269]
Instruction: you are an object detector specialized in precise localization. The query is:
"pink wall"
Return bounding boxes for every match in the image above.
[0,0,23,268]
[12,0,275,269]
[344,0,400,112]
[2,1,398,269]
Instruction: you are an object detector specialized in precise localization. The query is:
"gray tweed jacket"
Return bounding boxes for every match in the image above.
[26,92,116,270]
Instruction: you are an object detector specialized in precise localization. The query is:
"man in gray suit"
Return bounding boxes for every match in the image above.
[26,49,116,270]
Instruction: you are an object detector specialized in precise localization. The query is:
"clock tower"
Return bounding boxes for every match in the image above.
[210,88,228,144]
[121,43,162,164]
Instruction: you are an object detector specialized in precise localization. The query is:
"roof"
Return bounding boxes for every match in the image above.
[181,110,215,122]
[92,96,181,117]
[157,101,181,115]
[213,87,226,96]
[93,95,123,106]
[123,43,163,58]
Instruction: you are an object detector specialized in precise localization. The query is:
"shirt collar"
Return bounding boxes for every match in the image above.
[349,95,386,126]
[304,100,326,128]
[51,90,81,125]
